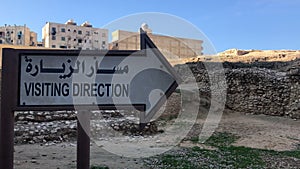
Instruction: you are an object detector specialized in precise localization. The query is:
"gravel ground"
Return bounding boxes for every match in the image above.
[14,110,300,169]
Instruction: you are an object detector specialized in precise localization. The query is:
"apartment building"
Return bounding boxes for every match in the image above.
[109,24,203,58]
[42,20,108,50]
[0,24,37,46]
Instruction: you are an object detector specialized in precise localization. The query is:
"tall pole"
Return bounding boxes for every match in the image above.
[0,49,17,169]
[77,110,90,169]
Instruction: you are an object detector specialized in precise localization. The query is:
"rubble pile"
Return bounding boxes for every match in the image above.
[14,110,160,144]
[14,120,77,144]
[14,111,77,144]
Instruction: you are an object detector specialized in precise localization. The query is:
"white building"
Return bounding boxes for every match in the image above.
[42,19,108,50]
[0,24,37,46]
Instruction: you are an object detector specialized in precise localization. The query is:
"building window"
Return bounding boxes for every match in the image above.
[95,40,99,43]
[60,45,67,49]
[78,30,82,35]
[0,40,2,44]
[11,40,13,43]
[86,31,90,36]
[18,31,22,39]
[61,37,65,41]
[102,33,106,37]
[74,30,77,33]
[52,45,56,48]
[78,39,82,43]
[68,29,71,32]
[51,27,56,35]
[61,28,66,32]
[94,32,98,34]
[52,36,56,40]
[102,41,106,49]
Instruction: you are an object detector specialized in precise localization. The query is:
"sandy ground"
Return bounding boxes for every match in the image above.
[184,49,300,63]
[14,142,144,169]
[220,111,300,151]
[14,110,300,169]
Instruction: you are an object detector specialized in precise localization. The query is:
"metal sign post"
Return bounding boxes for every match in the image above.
[77,110,90,169]
[0,30,180,169]
[0,47,18,169]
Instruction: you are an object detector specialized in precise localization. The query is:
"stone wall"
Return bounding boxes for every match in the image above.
[185,62,300,119]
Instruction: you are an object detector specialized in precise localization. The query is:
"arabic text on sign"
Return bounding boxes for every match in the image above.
[24,56,129,79]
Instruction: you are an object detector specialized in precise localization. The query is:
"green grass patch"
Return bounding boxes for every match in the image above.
[190,136,199,143]
[144,132,300,168]
[271,149,300,159]
[160,154,198,169]
[204,132,240,147]
[91,165,109,169]
[146,146,266,168]
[218,146,265,168]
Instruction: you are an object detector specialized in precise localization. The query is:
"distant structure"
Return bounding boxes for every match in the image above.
[36,41,44,47]
[109,23,203,58]
[0,24,37,46]
[42,19,108,50]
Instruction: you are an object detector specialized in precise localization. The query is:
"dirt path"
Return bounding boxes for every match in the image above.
[14,142,145,169]
[219,111,300,151]
[14,111,300,169]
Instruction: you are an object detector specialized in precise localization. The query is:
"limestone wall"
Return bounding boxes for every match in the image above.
[187,62,300,119]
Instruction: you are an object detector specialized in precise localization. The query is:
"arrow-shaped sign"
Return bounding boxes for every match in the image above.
[16,28,181,125]
[0,28,182,169]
